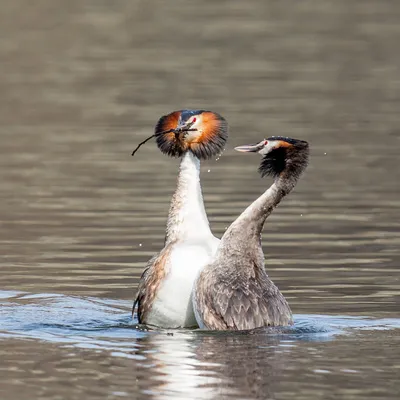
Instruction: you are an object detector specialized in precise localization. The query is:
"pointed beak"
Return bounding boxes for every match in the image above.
[234,140,265,153]
[174,121,191,136]
[175,120,186,131]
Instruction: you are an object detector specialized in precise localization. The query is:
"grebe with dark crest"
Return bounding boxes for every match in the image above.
[132,109,228,328]
[193,137,309,330]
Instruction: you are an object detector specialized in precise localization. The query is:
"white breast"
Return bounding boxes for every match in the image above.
[147,238,219,328]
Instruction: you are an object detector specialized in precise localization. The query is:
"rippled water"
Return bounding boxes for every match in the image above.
[1,0,400,399]
[1,290,399,399]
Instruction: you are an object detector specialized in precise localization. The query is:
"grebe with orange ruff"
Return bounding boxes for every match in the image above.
[132,109,228,328]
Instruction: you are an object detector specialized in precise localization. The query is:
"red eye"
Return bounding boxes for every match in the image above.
[192,117,196,123]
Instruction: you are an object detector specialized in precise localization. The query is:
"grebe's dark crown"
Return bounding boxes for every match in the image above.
[179,109,206,122]
[266,136,308,147]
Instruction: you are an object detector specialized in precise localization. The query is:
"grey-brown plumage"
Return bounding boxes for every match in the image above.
[193,137,309,330]
[132,259,154,323]
[194,254,293,330]
[133,243,174,323]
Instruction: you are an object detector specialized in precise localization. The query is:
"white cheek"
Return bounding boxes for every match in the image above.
[262,140,280,154]
[185,120,202,141]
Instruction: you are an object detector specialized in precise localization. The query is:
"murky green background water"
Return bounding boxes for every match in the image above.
[0,1,399,399]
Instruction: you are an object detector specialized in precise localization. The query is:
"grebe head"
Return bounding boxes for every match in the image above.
[155,109,228,159]
[235,136,309,178]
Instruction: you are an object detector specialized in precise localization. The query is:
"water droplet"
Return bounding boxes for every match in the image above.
[139,243,142,247]
[324,152,327,155]
[207,169,211,172]
[300,214,303,217]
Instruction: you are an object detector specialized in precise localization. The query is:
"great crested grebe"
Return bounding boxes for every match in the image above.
[193,136,309,330]
[132,109,228,328]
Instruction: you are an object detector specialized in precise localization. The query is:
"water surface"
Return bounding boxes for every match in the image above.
[1,0,400,399]
[1,290,399,399]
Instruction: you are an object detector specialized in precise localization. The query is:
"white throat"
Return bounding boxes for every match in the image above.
[165,152,213,244]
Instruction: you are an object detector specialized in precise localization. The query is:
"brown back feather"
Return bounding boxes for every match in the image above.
[133,242,175,323]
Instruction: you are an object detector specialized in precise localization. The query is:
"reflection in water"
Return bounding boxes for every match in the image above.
[193,334,286,400]
[135,334,228,400]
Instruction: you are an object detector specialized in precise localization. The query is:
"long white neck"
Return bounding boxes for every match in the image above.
[165,152,213,244]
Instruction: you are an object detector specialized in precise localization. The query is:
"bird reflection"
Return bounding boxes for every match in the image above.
[131,329,289,400]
